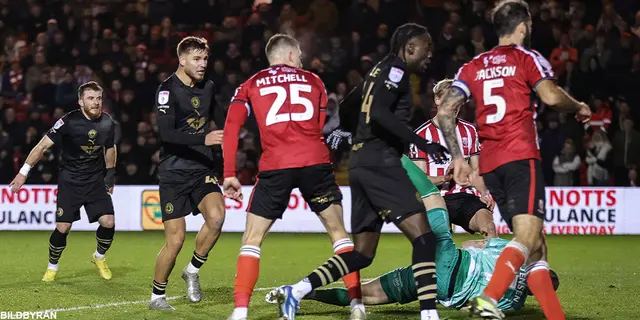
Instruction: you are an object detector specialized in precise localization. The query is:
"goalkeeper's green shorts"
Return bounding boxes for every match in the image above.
[401,155,440,198]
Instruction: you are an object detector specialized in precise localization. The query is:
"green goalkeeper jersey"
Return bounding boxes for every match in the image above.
[440,238,529,310]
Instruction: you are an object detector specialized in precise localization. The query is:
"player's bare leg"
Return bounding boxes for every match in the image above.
[182,192,226,303]
[468,208,497,238]
[92,215,115,280]
[43,222,72,282]
[150,217,186,310]
[228,212,275,320]
[317,203,366,319]
[395,212,440,320]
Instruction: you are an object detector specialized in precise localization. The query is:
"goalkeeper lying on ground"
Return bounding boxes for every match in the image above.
[268,157,559,312]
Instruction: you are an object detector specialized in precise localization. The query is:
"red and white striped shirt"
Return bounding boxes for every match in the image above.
[409,118,480,196]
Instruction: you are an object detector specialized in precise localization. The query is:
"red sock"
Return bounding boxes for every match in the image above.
[483,241,528,302]
[527,261,565,320]
[233,245,260,308]
[334,239,362,301]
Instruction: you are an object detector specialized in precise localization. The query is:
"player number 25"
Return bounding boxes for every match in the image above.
[483,79,506,124]
[260,84,313,126]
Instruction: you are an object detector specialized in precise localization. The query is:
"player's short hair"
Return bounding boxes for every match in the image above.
[492,0,531,37]
[177,36,209,56]
[433,79,454,98]
[77,81,103,98]
[389,23,431,56]
[264,33,299,59]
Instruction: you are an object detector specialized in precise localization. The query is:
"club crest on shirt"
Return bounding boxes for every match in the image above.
[388,67,404,83]
[158,91,169,104]
[88,129,97,139]
[461,137,469,147]
[191,96,200,108]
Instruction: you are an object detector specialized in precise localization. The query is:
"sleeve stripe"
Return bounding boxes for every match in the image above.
[516,46,553,78]
[451,81,470,99]
[244,103,251,117]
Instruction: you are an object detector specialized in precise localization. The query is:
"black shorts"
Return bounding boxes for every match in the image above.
[159,170,222,222]
[482,159,546,230]
[247,164,342,220]
[56,179,114,223]
[444,192,491,234]
[349,165,425,234]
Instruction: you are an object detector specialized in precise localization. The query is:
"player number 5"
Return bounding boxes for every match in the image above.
[483,79,506,124]
[260,84,313,126]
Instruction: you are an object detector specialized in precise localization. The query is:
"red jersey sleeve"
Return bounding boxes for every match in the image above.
[222,83,250,178]
[409,126,428,160]
[521,48,555,89]
[316,75,328,129]
[470,125,480,155]
[452,63,473,100]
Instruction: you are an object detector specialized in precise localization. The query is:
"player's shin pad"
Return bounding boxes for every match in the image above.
[412,232,438,310]
[401,155,439,198]
[306,251,373,289]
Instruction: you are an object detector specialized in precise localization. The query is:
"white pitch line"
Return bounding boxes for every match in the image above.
[37,280,374,313]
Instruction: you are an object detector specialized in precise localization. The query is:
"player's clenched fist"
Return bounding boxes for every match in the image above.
[205,130,224,146]
[575,102,592,123]
[223,177,243,201]
[9,174,26,193]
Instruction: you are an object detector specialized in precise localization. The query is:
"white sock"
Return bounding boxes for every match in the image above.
[94,251,105,260]
[151,293,165,301]
[185,262,199,274]
[47,263,58,271]
[291,278,313,301]
[420,309,440,320]
[231,307,248,318]
[350,299,365,312]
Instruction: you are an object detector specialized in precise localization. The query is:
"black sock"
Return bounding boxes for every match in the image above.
[152,280,167,295]
[48,229,68,264]
[306,250,373,289]
[412,232,438,310]
[96,226,115,255]
[190,251,208,269]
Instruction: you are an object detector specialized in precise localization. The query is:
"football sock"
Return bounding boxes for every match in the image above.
[333,238,363,308]
[95,225,114,256]
[411,232,439,317]
[526,261,566,320]
[152,279,167,298]
[233,245,260,310]
[483,240,529,302]
[292,250,373,301]
[48,229,68,265]
[305,288,351,306]
[186,251,208,273]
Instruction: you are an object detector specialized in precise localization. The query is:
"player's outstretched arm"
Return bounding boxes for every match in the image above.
[221,100,249,201]
[435,88,465,160]
[367,83,447,162]
[338,81,363,133]
[536,80,591,122]
[10,135,55,192]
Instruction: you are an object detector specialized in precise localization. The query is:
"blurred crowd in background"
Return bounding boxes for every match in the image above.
[1,0,640,187]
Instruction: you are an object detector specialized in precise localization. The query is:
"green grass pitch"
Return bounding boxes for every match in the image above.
[0,232,638,319]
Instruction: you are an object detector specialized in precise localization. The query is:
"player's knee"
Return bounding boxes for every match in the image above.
[99,215,115,228]
[55,223,71,234]
[165,233,185,252]
[204,211,225,232]
[411,232,436,247]
[351,250,374,270]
